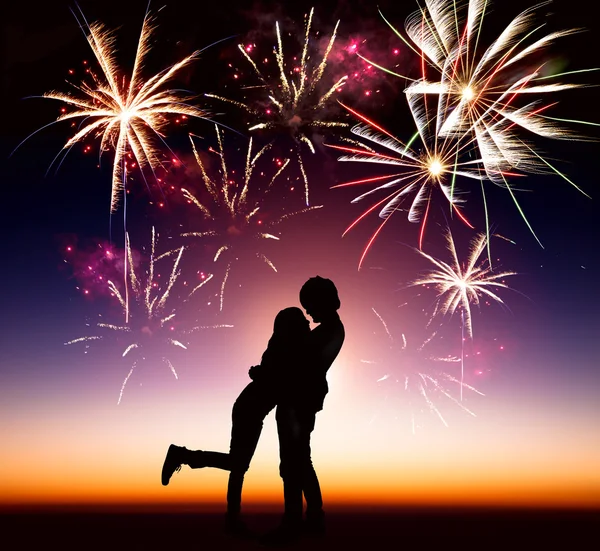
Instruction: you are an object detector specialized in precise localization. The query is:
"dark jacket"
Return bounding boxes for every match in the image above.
[300,313,345,411]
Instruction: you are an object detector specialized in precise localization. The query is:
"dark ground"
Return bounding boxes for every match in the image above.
[1,507,598,550]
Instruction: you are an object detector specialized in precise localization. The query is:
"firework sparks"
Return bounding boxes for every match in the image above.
[364,308,483,433]
[366,1,593,171]
[409,229,516,397]
[181,127,322,310]
[26,7,207,213]
[329,100,487,269]
[206,7,349,204]
[366,1,595,236]
[66,228,232,404]
[61,239,123,299]
[410,229,516,338]
[408,0,587,141]
[20,7,211,326]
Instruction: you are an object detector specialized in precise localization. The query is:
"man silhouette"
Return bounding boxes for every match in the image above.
[264,276,345,544]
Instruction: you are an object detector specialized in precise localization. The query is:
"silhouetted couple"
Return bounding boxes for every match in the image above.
[161,276,345,544]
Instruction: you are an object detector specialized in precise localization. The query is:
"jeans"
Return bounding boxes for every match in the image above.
[186,382,276,516]
[276,404,322,523]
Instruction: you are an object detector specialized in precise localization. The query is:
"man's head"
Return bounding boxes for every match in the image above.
[299,276,340,323]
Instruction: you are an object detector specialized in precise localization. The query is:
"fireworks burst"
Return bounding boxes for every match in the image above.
[362,0,596,243]
[363,308,483,433]
[21,7,213,324]
[409,229,516,398]
[66,227,231,404]
[206,7,349,204]
[410,229,516,338]
[329,101,487,269]
[367,1,593,168]
[181,127,322,310]
[405,0,589,161]
[26,7,207,213]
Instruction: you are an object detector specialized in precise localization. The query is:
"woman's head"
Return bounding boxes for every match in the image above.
[299,276,340,323]
[273,306,310,337]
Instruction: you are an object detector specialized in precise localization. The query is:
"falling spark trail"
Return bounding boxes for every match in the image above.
[118,363,136,405]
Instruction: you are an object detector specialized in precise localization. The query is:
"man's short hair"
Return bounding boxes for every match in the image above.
[300,276,341,311]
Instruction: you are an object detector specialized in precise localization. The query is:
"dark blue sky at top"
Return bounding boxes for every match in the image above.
[0,0,598,395]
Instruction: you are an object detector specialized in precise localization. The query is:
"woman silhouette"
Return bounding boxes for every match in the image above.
[161,306,311,535]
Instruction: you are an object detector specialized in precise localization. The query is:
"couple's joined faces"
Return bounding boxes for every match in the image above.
[302,301,328,323]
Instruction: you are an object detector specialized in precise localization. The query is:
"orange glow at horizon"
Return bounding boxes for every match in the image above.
[2,367,600,511]
[3,464,599,510]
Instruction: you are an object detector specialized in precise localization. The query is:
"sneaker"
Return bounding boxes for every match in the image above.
[161,444,184,486]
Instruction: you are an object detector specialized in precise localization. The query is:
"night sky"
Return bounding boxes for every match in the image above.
[1,0,599,510]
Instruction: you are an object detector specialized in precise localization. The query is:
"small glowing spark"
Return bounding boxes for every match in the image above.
[461,86,475,102]
[428,157,444,176]
[118,363,137,405]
